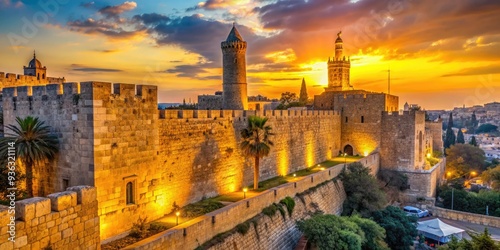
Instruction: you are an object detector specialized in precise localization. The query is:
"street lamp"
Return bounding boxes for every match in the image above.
[176,211,180,225]
[343,153,347,165]
[243,188,248,199]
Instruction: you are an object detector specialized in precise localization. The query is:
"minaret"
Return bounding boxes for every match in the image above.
[326,31,351,92]
[221,23,248,110]
[299,78,308,103]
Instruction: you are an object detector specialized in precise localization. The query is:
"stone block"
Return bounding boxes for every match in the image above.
[13,235,28,248]
[47,191,78,211]
[15,197,49,221]
[67,186,97,205]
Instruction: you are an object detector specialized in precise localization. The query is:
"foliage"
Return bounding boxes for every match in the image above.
[470,111,478,132]
[279,196,295,216]
[457,129,465,143]
[476,123,498,134]
[148,222,167,232]
[276,204,286,219]
[378,170,409,191]
[433,150,444,158]
[262,203,279,218]
[181,199,224,218]
[371,206,418,250]
[339,162,387,217]
[469,136,478,146]
[482,165,500,190]
[438,186,500,217]
[444,113,456,149]
[297,214,388,250]
[349,215,390,250]
[240,116,274,189]
[446,144,486,178]
[236,222,250,235]
[0,116,59,196]
[129,217,149,238]
[437,229,500,250]
[297,214,364,250]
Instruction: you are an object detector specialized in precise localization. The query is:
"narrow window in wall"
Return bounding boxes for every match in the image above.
[126,182,134,204]
[63,179,69,190]
[345,116,348,123]
[361,116,364,123]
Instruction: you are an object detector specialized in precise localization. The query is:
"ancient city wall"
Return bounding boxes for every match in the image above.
[429,207,500,228]
[400,158,446,200]
[123,154,380,250]
[197,95,223,110]
[0,72,65,90]
[1,83,95,196]
[426,120,444,153]
[0,186,100,250]
[380,111,427,171]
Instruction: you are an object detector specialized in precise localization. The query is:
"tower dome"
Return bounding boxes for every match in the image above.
[28,51,43,68]
[335,31,343,43]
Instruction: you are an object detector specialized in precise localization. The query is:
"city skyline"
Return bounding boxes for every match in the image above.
[1,0,500,109]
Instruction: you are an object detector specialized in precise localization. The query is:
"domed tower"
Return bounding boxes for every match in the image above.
[23,51,47,80]
[221,24,248,110]
[326,31,351,92]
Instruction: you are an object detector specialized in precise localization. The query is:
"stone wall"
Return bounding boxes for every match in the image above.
[198,95,223,110]
[0,186,100,250]
[0,72,65,90]
[430,207,500,228]
[426,120,444,153]
[400,158,446,200]
[380,111,427,171]
[1,83,95,196]
[122,154,379,250]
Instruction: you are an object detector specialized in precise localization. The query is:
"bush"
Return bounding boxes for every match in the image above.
[262,204,278,218]
[182,199,224,218]
[129,217,149,238]
[236,222,250,235]
[280,196,296,216]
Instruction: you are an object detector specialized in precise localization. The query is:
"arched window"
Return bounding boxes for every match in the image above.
[361,116,364,123]
[126,182,134,204]
[42,73,45,79]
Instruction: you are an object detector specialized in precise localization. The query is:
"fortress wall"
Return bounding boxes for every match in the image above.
[336,94,387,156]
[0,72,65,90]
[155,109,342,212]
[426,120,444,153]
[123,154,379,250]
[380,111,427,171]
[1,83,94,196]
[83,82,160,240]
[0,186,100,250]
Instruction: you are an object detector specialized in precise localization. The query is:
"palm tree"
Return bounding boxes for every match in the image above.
[2,116,59,196]
[240,116,274,190]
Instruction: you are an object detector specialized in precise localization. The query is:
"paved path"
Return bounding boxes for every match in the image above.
[419,216,500,241]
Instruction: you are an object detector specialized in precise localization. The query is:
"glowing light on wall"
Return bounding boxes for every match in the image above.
[305,131,315,167]
[277,149,289,176]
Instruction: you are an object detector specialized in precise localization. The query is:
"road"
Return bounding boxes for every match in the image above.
[419,216,500,241]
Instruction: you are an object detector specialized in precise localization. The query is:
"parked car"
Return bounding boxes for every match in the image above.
[403,206,430,218]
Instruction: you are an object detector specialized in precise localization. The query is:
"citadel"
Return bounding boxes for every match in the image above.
[0,25,445,249]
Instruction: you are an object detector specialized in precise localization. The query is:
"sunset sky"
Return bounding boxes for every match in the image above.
[1,0,499,109]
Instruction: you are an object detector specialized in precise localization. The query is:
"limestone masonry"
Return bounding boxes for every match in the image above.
[0,26,445,246]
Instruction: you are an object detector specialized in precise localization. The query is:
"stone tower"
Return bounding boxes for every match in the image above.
[299,78,308,103]
[326,31,351,92]
[23,51,47,80]
[221,24,248,110]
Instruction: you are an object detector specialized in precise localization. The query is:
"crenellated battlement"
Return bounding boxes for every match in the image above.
[158,109,340,120]
[381,110,426,118]
[221,41,247,50]
[0,71,65,89]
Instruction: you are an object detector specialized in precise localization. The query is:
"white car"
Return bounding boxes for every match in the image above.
[403,206,430,218]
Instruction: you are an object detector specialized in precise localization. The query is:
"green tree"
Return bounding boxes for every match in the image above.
[457,129,465,144]
[469,228,500,250]
[339,162,387,217]
[471,111,478,131]
[476,123,498,134]
[240,116,274,190]
[445,113,456,149]
[481,165,500,190]
[371,206,418,250]
[1,117,59,196]
[446,144,486,178]
[470,136,478,147]
[349,215,389,250]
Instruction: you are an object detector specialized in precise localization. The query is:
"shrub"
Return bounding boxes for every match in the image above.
[129,217,149,238]
[277,205,286,219]
[236,222,250,235]
[280,196,296,216]
[262,204,278,218]
[182,199,224,218]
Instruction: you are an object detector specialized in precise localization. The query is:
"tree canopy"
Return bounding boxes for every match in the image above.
[457,129,465,144]
[438,186,500,217]
[476,123,498,134]
[445,113,456,149]
[446,144,486,178]
[481,165,500,191]
[297,214,388,250]
[339,162,387,217]
[371,206,418,250]
[437,228,500,250]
